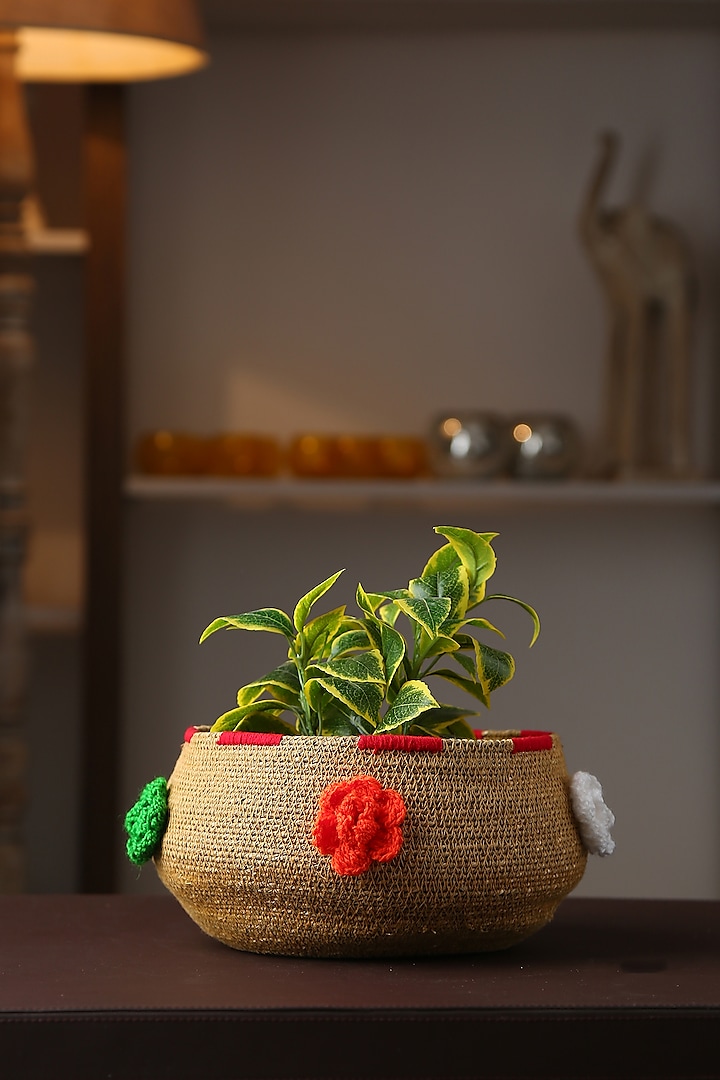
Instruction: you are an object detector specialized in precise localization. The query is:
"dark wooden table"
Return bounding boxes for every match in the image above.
[0,896,718,1079]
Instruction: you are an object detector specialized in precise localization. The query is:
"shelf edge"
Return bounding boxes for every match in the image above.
[124,475,720,508]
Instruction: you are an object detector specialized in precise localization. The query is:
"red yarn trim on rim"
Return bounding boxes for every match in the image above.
[512,734,553,753]
[184,727,199,743]
[474,729,551,740]
[357,734,443,753]
[216,731,284,746]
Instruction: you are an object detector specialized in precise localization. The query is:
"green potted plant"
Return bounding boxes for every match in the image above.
[126,526,614,957]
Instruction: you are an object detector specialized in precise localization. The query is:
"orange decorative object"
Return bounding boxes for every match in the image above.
[334,435,380,477]
[288,434,428,479]
[287,434,339,477]
[205,434,280,477]
[134,431,209,475]
[312,775,406,876]
[376,436,428,478]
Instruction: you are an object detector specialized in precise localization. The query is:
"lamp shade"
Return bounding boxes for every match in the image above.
[0,0,207,81]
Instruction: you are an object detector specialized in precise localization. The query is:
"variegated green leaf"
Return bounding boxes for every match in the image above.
[199,608,294,643]
[310,650,386,684]
[408,577,434,599]
[320,713,360,736]
[314,693,372,735]
[365,588,411,605]
[235,684,264,708]
[435,718,477,739]
[238,684,299,708]
[429,669,491,707]
[412,713,477,738]
[320,697,374,735]
[418,543,470,627]
[302,605,347,657]
[453,634,504,701]
[415,704,479,725]
[210,699,293,732]
[355,584,383,648]
[329,628,373,656]
[375,680,439,734]
[485,594,541,646]
[356,583,383,616]
[304,677,329,716]
[378,601,401,627]
[228,713,299,735]
[363,620,383,650]
[455,633,501,680]
[380,622,405,685]
[452,649,480,679]
[309,676,382,725]
[434,527,497,608]
[458,617,505,639]
[292,570,344,632]
[423,635,461,658]
[236,661,301,708]
[444,637,514,698]
[394,595,452,638]
[476,642,516,693]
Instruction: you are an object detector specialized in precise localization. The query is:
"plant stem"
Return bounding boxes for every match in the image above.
[290,638,316,735]
[422,655,441,676]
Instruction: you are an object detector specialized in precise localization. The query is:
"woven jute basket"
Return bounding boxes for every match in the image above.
[155,729,587,958]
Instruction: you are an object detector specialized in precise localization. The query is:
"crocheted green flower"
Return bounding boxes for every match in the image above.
[125,777,169,866]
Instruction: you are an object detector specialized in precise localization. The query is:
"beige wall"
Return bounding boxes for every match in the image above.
[120,29,720,898]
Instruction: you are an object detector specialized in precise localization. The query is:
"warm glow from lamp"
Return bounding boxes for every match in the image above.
[1,1,207,82]
[16,29,206,81]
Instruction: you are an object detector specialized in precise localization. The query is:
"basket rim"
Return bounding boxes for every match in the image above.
[182,727,557,755]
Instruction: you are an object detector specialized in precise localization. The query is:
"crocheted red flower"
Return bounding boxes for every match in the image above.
[312,775,406,876]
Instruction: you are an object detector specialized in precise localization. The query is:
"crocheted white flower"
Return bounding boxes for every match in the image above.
[570,771,615,856]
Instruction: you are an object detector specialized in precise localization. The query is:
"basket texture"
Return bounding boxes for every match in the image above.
[155,731,587,957]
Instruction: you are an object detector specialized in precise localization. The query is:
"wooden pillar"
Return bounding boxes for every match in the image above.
[79,84,125,893]
[0,30,34,893]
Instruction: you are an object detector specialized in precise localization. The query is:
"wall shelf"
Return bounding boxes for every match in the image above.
[125,474,720,510]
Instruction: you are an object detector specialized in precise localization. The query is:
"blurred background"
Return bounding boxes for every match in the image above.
[15,1,720,900]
